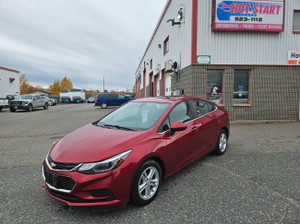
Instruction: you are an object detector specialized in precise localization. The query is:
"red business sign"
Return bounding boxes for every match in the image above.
[212,0,285,32]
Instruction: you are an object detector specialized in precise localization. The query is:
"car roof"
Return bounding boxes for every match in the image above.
[132,96,207,104]
[99,93,123,94]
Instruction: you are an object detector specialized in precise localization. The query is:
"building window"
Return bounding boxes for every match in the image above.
[150,59,153,70]
[293,10,300,33]
[163,36,169,55]
[233,70,250,104]
[206,70,223,104]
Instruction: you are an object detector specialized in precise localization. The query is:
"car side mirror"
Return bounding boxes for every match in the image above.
[169,121,187,135]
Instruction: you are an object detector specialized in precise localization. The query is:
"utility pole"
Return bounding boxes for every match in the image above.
[103,76,105,92]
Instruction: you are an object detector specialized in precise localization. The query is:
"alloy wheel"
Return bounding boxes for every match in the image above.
[219,132,227,153]
[138,166,160,200]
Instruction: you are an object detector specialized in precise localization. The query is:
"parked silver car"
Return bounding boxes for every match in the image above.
[10,94,49,112]
[42,96,54,106]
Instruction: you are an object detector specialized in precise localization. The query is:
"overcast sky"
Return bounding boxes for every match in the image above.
[0,0,167,91]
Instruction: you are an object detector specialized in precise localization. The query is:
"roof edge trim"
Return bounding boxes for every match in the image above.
[135,0,172,74]
[0,66,20,73]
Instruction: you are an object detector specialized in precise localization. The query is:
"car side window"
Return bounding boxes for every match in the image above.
[36,95,41,99]
[118,94,125,99]
[169,101,193,124]
[33,96,37,100]
[191,100,216,117]
[158,116,170,133]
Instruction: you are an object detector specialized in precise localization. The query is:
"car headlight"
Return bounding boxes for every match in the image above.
[77,150,132,174]
[22,102,29,105]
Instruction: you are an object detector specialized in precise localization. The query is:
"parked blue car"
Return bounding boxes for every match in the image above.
[95,93,133,108]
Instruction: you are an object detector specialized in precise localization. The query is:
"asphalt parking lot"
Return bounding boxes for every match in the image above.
[0,104,299,224]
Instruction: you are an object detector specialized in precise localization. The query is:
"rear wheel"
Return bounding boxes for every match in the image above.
[213,130,227,155]
[10,107,15,112]
[131,160,162,206]
[101,103,108,109]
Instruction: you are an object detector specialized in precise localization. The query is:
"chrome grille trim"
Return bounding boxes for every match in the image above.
[42,165,76,193]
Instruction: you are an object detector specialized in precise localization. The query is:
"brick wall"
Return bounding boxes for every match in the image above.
[172,65,300,121]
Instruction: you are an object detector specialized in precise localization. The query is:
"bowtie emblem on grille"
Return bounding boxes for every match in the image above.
[50,162,57,168]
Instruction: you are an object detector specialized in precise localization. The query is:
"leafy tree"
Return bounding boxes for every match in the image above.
[49,80,62,96]
[60,76,73,90]
[85,90,100,98]
[20,74,36,94]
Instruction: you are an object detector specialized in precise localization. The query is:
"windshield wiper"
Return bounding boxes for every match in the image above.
[101,124,134,131]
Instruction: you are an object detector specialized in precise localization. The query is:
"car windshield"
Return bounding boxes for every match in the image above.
[95,101,171,131]
[15,95,33,100]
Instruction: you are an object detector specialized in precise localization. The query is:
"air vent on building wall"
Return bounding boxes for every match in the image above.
[165,59,173,73]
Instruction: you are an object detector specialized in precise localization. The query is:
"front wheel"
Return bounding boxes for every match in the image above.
[27,104,33,112]
[131,160,162,206]
[44,103,48,109]
[10,107,15,112]
[213,130,228,155]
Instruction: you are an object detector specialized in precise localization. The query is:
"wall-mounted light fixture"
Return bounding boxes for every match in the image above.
[167,7,184,26]
[177,8,183,20]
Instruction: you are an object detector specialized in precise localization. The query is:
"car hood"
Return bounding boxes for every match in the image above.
[50,123,149,163]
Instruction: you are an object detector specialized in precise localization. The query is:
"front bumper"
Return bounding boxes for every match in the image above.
[41,161,133,207]
[10,106,29,110]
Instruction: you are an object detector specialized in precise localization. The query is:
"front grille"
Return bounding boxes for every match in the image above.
[10,101,22,106]
[43,166,76,191]
[47,155,80,171]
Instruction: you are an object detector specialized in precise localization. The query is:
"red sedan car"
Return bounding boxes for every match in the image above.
[42,96,229,207]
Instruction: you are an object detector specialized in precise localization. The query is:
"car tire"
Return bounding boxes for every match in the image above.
[101,103,108,109]
[27,104,33,112]
[213,130,227,155]
[10,107,15,112]
[44,103,48,110]
[131,159,162,206]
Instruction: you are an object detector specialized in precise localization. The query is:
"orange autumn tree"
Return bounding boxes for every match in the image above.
[20,74,37,94]
[49,80,61,96]
[49,76,73,96]
[60,76,73,91]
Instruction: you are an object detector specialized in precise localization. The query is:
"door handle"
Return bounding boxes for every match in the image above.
[210,114,217,120]
[192,123,202,131]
